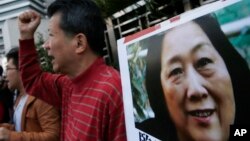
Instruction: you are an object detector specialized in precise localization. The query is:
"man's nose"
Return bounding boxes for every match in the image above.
[186,67,208,102]
[42,40,49,50]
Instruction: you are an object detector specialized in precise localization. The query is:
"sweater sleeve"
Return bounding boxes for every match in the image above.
[9,99,60,141]
[19,39,63,109]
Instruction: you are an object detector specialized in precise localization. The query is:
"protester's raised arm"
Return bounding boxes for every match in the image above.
[18,11,63,109]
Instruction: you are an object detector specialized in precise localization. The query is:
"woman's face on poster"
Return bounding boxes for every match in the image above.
[160,21,235,141]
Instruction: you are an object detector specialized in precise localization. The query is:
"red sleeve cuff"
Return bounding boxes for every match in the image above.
[19,38,36,54]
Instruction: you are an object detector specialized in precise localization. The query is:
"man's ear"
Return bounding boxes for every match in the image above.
[75,33,87,54]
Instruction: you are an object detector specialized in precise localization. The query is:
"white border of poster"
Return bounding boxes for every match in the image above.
[117,0,246,140]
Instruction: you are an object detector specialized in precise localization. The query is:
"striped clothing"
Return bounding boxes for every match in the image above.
[19,39,127,141]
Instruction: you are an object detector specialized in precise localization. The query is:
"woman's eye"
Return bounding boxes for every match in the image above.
[196,57,213,68]
[169,68,183,77]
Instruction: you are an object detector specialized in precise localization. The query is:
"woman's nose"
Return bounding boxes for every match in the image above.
[186,67,208,102]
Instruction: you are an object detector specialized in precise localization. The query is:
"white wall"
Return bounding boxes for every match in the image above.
[3,18,49,54]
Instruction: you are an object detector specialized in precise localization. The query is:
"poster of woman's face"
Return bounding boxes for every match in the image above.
[160,20,235,141]
[117,0,250,141]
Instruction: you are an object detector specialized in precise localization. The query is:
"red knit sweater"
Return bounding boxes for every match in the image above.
[19,39,127,141]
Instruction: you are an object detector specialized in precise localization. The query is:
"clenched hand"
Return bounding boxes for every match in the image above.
[18,10,41,40]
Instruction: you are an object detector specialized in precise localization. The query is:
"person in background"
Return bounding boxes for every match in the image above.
[0,48,60,141]
[0,66,6,122]
[17,0,126,140]
[0,66,13,123]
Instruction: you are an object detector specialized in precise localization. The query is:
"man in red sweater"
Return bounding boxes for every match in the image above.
[17,0,126,140]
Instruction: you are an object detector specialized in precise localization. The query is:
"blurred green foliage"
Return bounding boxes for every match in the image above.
[214,0,250,68]
[94,0,140,17]
[215,0,250,24]
[35,32,53,72]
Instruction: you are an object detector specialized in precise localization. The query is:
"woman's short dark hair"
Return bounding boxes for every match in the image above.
[47,0,105,56]
[141,14,250,140]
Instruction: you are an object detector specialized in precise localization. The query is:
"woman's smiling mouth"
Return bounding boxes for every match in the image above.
[188,109,215,117]
[187,109,216,125]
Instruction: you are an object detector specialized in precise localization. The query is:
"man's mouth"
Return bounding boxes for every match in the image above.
[188,109,215,118]
[48,55,55,62]
[49,55,54,59]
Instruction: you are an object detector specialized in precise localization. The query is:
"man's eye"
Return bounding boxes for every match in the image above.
[169,68,183,77]
[196,57,213,68]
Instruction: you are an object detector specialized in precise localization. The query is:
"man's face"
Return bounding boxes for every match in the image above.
[43,12,77,74]
[160,21,235,141]
[6,59,19,90]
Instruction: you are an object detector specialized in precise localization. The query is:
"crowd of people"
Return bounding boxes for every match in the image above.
[0,0,126,140]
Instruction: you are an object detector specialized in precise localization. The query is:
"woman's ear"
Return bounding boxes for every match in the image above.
[75,33,87,54]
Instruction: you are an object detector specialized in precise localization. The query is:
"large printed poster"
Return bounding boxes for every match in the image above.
[117,0,250,141]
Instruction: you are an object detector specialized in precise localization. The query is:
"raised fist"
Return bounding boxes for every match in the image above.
[18,10,41,40]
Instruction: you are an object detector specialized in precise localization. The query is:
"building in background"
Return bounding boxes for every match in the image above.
[0,0,54,67]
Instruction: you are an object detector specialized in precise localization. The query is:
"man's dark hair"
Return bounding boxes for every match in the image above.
[48,0,105,56]
[6,47,19,69]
